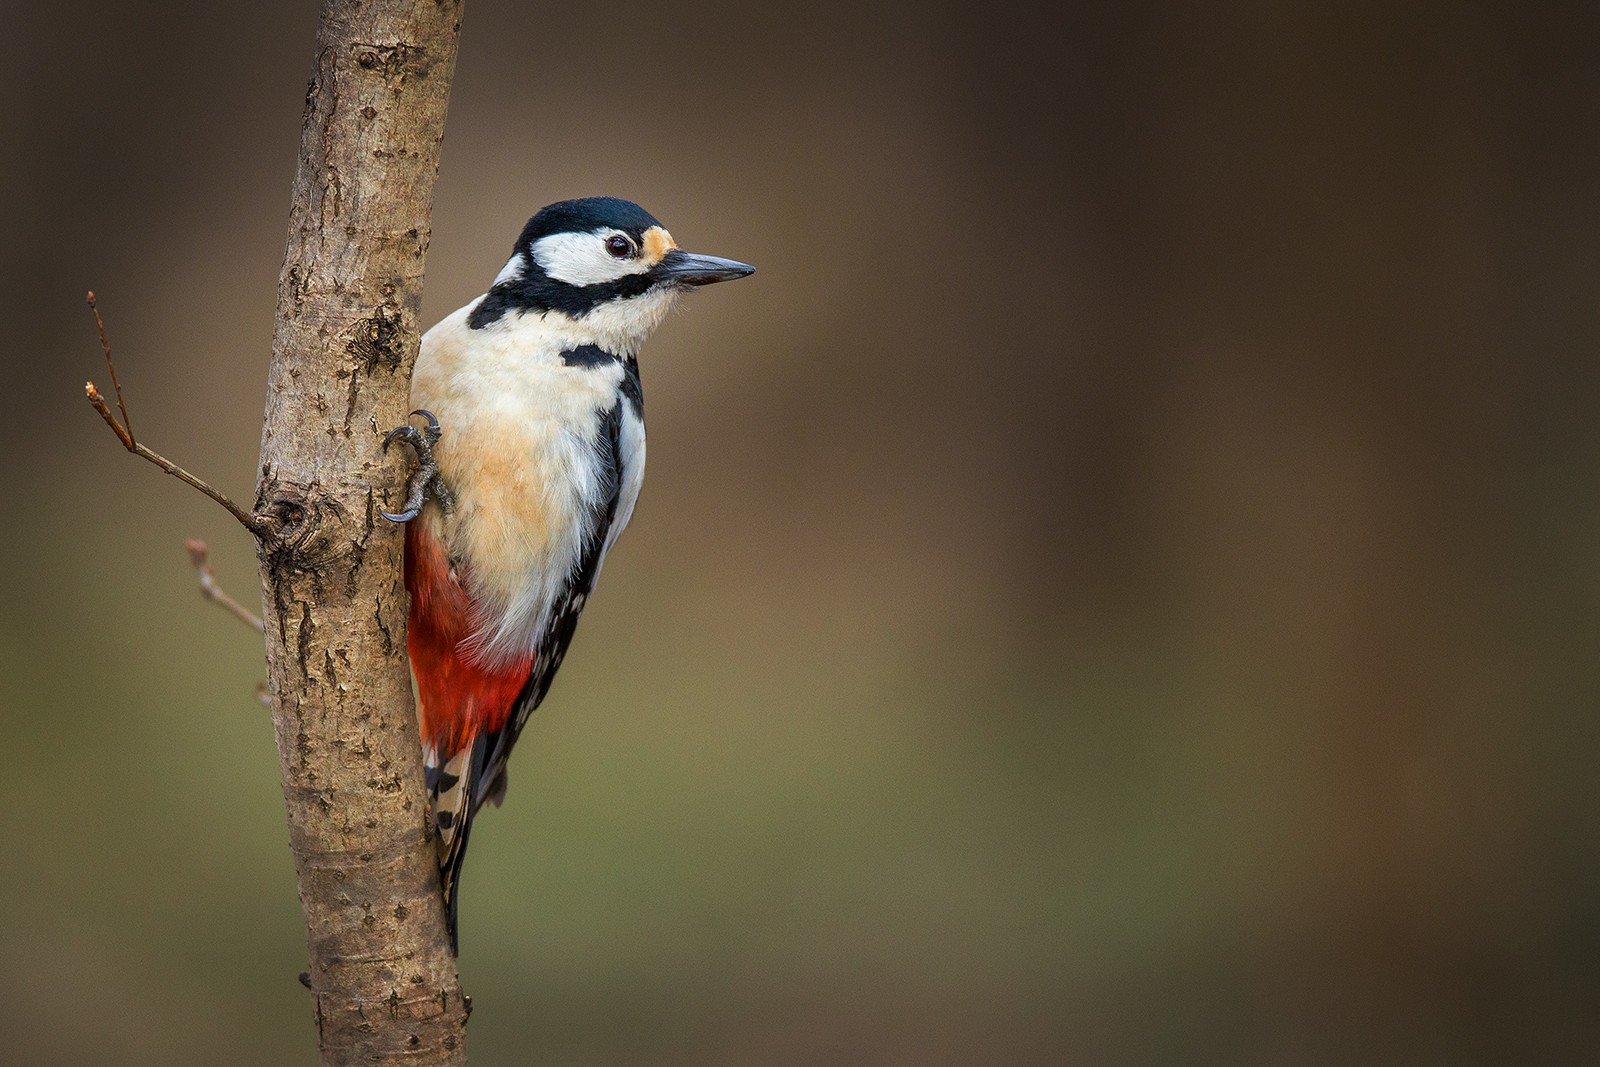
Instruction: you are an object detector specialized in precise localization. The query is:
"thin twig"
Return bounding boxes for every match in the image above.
[83,297,267,536]
[84,380,135,450]
[86,291,132,443]
[185,539,265,632]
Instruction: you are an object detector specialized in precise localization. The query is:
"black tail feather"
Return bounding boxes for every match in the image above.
[442,805,476,954]
[430,730,498,955]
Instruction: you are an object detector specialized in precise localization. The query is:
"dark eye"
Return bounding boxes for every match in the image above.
[605,235,632,258]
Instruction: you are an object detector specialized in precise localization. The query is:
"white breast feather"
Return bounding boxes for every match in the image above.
[411,301,646,671]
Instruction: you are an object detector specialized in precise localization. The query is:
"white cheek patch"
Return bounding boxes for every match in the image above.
[531,230,652,287]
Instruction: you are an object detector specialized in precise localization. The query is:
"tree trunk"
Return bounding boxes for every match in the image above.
[253,2,468,1063]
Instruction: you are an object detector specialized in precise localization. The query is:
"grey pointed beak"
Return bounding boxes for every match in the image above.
[655,249,756,286]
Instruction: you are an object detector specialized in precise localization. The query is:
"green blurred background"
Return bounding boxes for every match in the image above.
[4,1,1598,1063]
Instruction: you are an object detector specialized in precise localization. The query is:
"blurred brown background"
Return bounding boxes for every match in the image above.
[3,1,1597,1063]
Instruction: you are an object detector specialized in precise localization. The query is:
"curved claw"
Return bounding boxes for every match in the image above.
[382,410,442,453]
[381,468,429,523]
[381,425,416,453]
[380,409,451,524]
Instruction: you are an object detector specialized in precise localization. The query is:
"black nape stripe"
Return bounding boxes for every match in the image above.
[468,269,658,330]
[467,286,519,330]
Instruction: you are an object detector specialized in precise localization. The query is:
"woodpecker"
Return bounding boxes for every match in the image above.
[382,197,753,950]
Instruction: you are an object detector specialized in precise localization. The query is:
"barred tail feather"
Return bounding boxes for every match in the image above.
[425,735,493,953]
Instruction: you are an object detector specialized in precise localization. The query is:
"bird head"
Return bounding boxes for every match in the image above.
[473,196,754,351]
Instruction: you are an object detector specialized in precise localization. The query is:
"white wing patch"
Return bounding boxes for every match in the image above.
[599,401,646,575]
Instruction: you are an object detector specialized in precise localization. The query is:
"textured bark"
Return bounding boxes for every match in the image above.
[254,2,468,1064]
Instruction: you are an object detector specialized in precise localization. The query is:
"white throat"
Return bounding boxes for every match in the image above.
[542,288,680,355]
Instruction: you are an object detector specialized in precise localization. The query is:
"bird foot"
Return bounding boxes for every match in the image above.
[381,409,455,522]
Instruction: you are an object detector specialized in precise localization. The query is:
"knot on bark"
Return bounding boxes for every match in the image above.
[256,482,357,571]
[349,41,431,85]
[345,304,405,374]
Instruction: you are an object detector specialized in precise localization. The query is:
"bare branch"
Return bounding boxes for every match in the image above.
[185,539,265,632]
[86,291,133,442]
[84,380,134,450]
[82,307,267,536]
